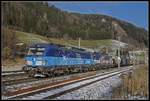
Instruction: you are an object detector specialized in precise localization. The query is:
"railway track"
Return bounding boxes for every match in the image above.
[1,65,132,86]
[2,66,133,100]
[2,66,115,87]
[2,70,31,86]
[2,77,38,86]
[2,70,96,94]
[2,70,25,77]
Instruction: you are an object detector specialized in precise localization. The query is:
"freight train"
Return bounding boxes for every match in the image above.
[22,43,132,77]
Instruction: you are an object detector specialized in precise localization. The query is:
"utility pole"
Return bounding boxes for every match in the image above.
[118,36,121,69]
[133,51,135,68]
[78,37,80,49]
[145,49,147,65]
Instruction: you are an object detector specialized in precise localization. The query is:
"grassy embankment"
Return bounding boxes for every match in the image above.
[15,30,112,48]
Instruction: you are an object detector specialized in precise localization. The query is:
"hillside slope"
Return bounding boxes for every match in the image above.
[2,2,148,48]
[7,28,112,48]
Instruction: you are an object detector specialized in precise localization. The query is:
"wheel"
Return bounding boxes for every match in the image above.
[28,70,36,77]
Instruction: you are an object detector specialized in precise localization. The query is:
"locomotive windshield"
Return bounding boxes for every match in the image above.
[28,47,45,56]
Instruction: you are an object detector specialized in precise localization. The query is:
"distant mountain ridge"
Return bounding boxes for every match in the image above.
[2,2,148,48]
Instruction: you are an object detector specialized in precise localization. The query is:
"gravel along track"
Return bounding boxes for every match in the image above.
[54,74,121,100]
[3,66,133,100]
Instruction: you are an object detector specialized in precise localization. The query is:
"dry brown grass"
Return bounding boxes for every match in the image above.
[2,57,26,71]
[2,57,25,66]
[130,65,148,97]
[111,64,149,99]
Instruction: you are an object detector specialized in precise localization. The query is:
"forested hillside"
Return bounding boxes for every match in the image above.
[2,2,148,47]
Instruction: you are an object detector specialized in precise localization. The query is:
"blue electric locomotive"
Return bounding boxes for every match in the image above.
[23,43,102,77]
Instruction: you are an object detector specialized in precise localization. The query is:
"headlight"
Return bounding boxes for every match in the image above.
[35,61,42,65]
[27,61,32,65]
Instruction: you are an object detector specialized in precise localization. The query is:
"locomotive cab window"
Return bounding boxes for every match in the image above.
[28,47,45,56]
